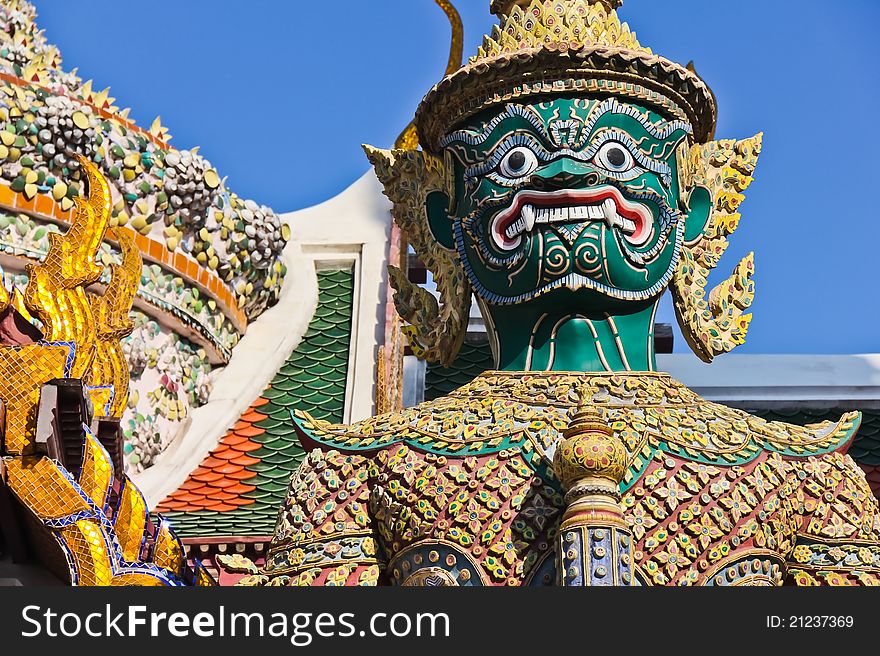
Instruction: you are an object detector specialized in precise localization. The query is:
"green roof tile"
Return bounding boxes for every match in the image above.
[425,341,494,401]
[753,408,880,466]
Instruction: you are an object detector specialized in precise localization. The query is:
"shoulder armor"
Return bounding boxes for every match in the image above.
[291,374,862,490]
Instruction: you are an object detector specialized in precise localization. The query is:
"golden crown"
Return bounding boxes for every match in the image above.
[416,0,716,151]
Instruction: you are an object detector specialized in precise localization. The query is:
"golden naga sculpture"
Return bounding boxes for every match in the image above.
[0,158,212,585]
[221,0,880,587]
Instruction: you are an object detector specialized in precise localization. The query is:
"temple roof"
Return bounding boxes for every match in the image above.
[157,267,355,537]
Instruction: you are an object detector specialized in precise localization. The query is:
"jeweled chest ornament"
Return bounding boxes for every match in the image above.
[553,388,633,586]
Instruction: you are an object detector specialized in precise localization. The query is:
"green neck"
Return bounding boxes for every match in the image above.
[481,299,659,372]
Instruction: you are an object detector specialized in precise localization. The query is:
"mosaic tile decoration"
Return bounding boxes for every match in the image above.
[0,0,289,322]
[4,427,214,585]
[426,350,880,502]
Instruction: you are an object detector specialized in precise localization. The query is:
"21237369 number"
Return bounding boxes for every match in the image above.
[767,616,854,629]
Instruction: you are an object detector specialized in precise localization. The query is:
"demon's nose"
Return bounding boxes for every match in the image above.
[531,170,600,190]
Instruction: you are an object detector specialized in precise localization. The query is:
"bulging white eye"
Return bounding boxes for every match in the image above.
[498,146,538,179]
[596,141,634,172]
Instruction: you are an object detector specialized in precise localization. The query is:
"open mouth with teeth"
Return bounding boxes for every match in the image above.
[489,187,654,252]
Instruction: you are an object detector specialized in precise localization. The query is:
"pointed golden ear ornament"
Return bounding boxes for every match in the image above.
[671,134,763,362]
[365,146,471,366]
[367,0,468,368]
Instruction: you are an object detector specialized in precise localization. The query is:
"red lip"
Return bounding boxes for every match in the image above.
[490,187,653,251]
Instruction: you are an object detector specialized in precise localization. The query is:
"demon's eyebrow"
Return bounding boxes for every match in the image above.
[580,98,693,143]
[440,104,548,149]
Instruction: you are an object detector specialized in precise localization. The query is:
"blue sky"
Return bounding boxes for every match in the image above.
[30,0,880,355]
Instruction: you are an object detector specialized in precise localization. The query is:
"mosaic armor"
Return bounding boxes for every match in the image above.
[252,373,880,586]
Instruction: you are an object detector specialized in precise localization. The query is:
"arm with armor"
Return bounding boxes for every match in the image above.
[786,451,880,586]
[228,448,386,586]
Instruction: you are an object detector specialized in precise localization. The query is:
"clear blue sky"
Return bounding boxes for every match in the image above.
[29,0,880,355]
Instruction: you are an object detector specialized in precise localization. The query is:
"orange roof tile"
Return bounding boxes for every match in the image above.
[229,454,261,467]
[233,425,266,438]
[232,440,263,453]
[211,478,244,491]
[213,463,247,475]
[155,394,271,513]
[209,447,238,462]
[223,434,251,447]
[191,470,226,484]
[184,484,217,496]
[172,492,207,504]
[158,500,190,512]
[224,483,257,495]
[211,491,241,502]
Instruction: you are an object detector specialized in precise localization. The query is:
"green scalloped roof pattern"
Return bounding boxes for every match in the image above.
[425,341,494,401]
[161,267,354,537]
[752,408,880,466]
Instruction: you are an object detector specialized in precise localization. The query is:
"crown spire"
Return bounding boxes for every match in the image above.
[490,0,622,16]
[416,0,717,151]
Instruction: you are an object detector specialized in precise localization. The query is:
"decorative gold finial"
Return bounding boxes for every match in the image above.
[553,387,626,496]
[0,157,139,454]
[553,383,633,585]
[395,0,464,149]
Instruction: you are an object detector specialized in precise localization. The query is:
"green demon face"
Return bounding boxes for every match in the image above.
[430,97,706,309]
